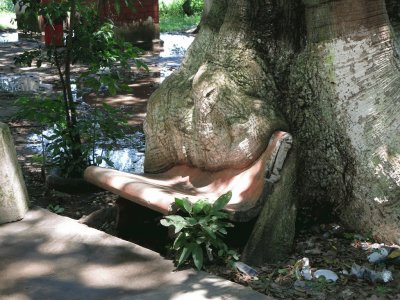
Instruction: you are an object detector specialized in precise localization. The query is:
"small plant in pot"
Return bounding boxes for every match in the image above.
[14,0,147,187]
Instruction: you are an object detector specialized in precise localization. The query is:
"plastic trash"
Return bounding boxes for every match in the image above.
[387,248,400,264]
[368,248,389,263]
[313,269,339,282]
[361,242,384,250]
[365,246,400,265]
[351,263,393,283]
[295,257,313,280]
[234,261,258,277]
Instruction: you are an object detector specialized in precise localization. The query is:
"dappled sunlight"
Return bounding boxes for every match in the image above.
[373,145,400,187]
[0,208,263,299]
[0,32,18,43]
[3,261,54,279]
[1,293,30,300]
[78,262,175,290]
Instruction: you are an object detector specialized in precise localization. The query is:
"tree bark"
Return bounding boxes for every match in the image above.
[144,0,400,262]
[291,0,400,244]
[144,0,288,173]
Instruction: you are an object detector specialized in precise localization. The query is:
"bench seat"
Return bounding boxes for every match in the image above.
[84,131,292,222]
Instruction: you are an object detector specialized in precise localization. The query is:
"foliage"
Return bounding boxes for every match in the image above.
[0,0,13,13]
[14,0,147,177]
[15,94,129,177]
[160,14,201,32]
[47,204,65,214]
[160,191,239,270]
[160,0,203,17]
[159,0,202,32]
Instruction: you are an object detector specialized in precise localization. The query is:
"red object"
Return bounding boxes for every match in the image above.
[44,23,64,47]
[99,0,159,24]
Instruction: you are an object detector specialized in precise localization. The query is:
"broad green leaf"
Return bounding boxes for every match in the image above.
[202,202,212,214]
[165,215,186,223]
[174,222,185,234]
[192,245,204,270]
[196,236,206,244]
[218,228,227,235]
[160,218,173,227]
[186,217,198,226]
[192,200,205,214]
[212,191,232,212]
[201,224,216,239]
[175,197,192,213]
[174,198,186,210]
[177,247,192,267]
[173,232,185,250]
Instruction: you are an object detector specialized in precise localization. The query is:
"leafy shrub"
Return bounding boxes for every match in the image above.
[15,95,129,177]
[0,0,14,13]
[160,191,239,270]
[160,0,204,17]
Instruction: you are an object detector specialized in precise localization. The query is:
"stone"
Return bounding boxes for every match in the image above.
[0,122,29,224]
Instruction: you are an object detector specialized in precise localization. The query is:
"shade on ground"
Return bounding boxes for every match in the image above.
[0,208,271,300]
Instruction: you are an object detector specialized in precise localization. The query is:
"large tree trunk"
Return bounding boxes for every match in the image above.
[144,0,400,263]
[291,0,400,244]
[144,0,289,173]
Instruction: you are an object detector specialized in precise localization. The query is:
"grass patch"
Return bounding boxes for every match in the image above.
[0,12,17,31]
[159,0,203,32]
[160,14,201,32]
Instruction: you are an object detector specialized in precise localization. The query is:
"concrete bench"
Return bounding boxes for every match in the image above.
[84,131,292,222]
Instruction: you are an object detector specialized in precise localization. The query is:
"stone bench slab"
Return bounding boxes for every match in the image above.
[84,131,292,222]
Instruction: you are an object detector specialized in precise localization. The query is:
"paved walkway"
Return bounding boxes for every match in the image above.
[0,208,270,300]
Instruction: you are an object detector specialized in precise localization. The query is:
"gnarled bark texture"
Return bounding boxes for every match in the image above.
[144,0,400,263]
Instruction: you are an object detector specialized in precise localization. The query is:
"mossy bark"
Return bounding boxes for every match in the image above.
[145,0,400,262]
[242,151,297,265]
[293,0,400,244]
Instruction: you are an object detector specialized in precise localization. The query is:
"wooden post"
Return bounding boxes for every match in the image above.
[0,123,29,224]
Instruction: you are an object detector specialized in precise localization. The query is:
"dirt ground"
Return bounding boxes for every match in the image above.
[1,31,400,300]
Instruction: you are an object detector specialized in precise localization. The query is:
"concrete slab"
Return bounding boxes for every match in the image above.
[0,208,271,300]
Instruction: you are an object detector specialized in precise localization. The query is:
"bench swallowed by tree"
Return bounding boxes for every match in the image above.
[84,131,293,262]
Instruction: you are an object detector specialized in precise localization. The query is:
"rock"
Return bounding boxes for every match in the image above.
[0,122,29,224]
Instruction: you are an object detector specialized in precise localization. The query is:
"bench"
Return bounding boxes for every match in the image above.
[84,131,292,222]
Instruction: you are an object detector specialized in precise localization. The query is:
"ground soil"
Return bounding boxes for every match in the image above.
[1,32,400,300]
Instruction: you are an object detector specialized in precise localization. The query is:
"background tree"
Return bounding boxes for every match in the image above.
[144,0,400,264]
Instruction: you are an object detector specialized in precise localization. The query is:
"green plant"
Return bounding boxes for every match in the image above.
[160,191,239,270]
[376,285,392,294]
[15,94,129,176]
[159,0,203,32]
[0,0,13,13]
[47,204,65,214]
[14,0,147,177]
[160,14,201,32]
[160,0,203,17]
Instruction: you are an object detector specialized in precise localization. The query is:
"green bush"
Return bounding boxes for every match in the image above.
[160,192,239,270]
[15,95,130,177]
[160,0,204,17]
[14,1,146,177]
[0,0,14,13]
